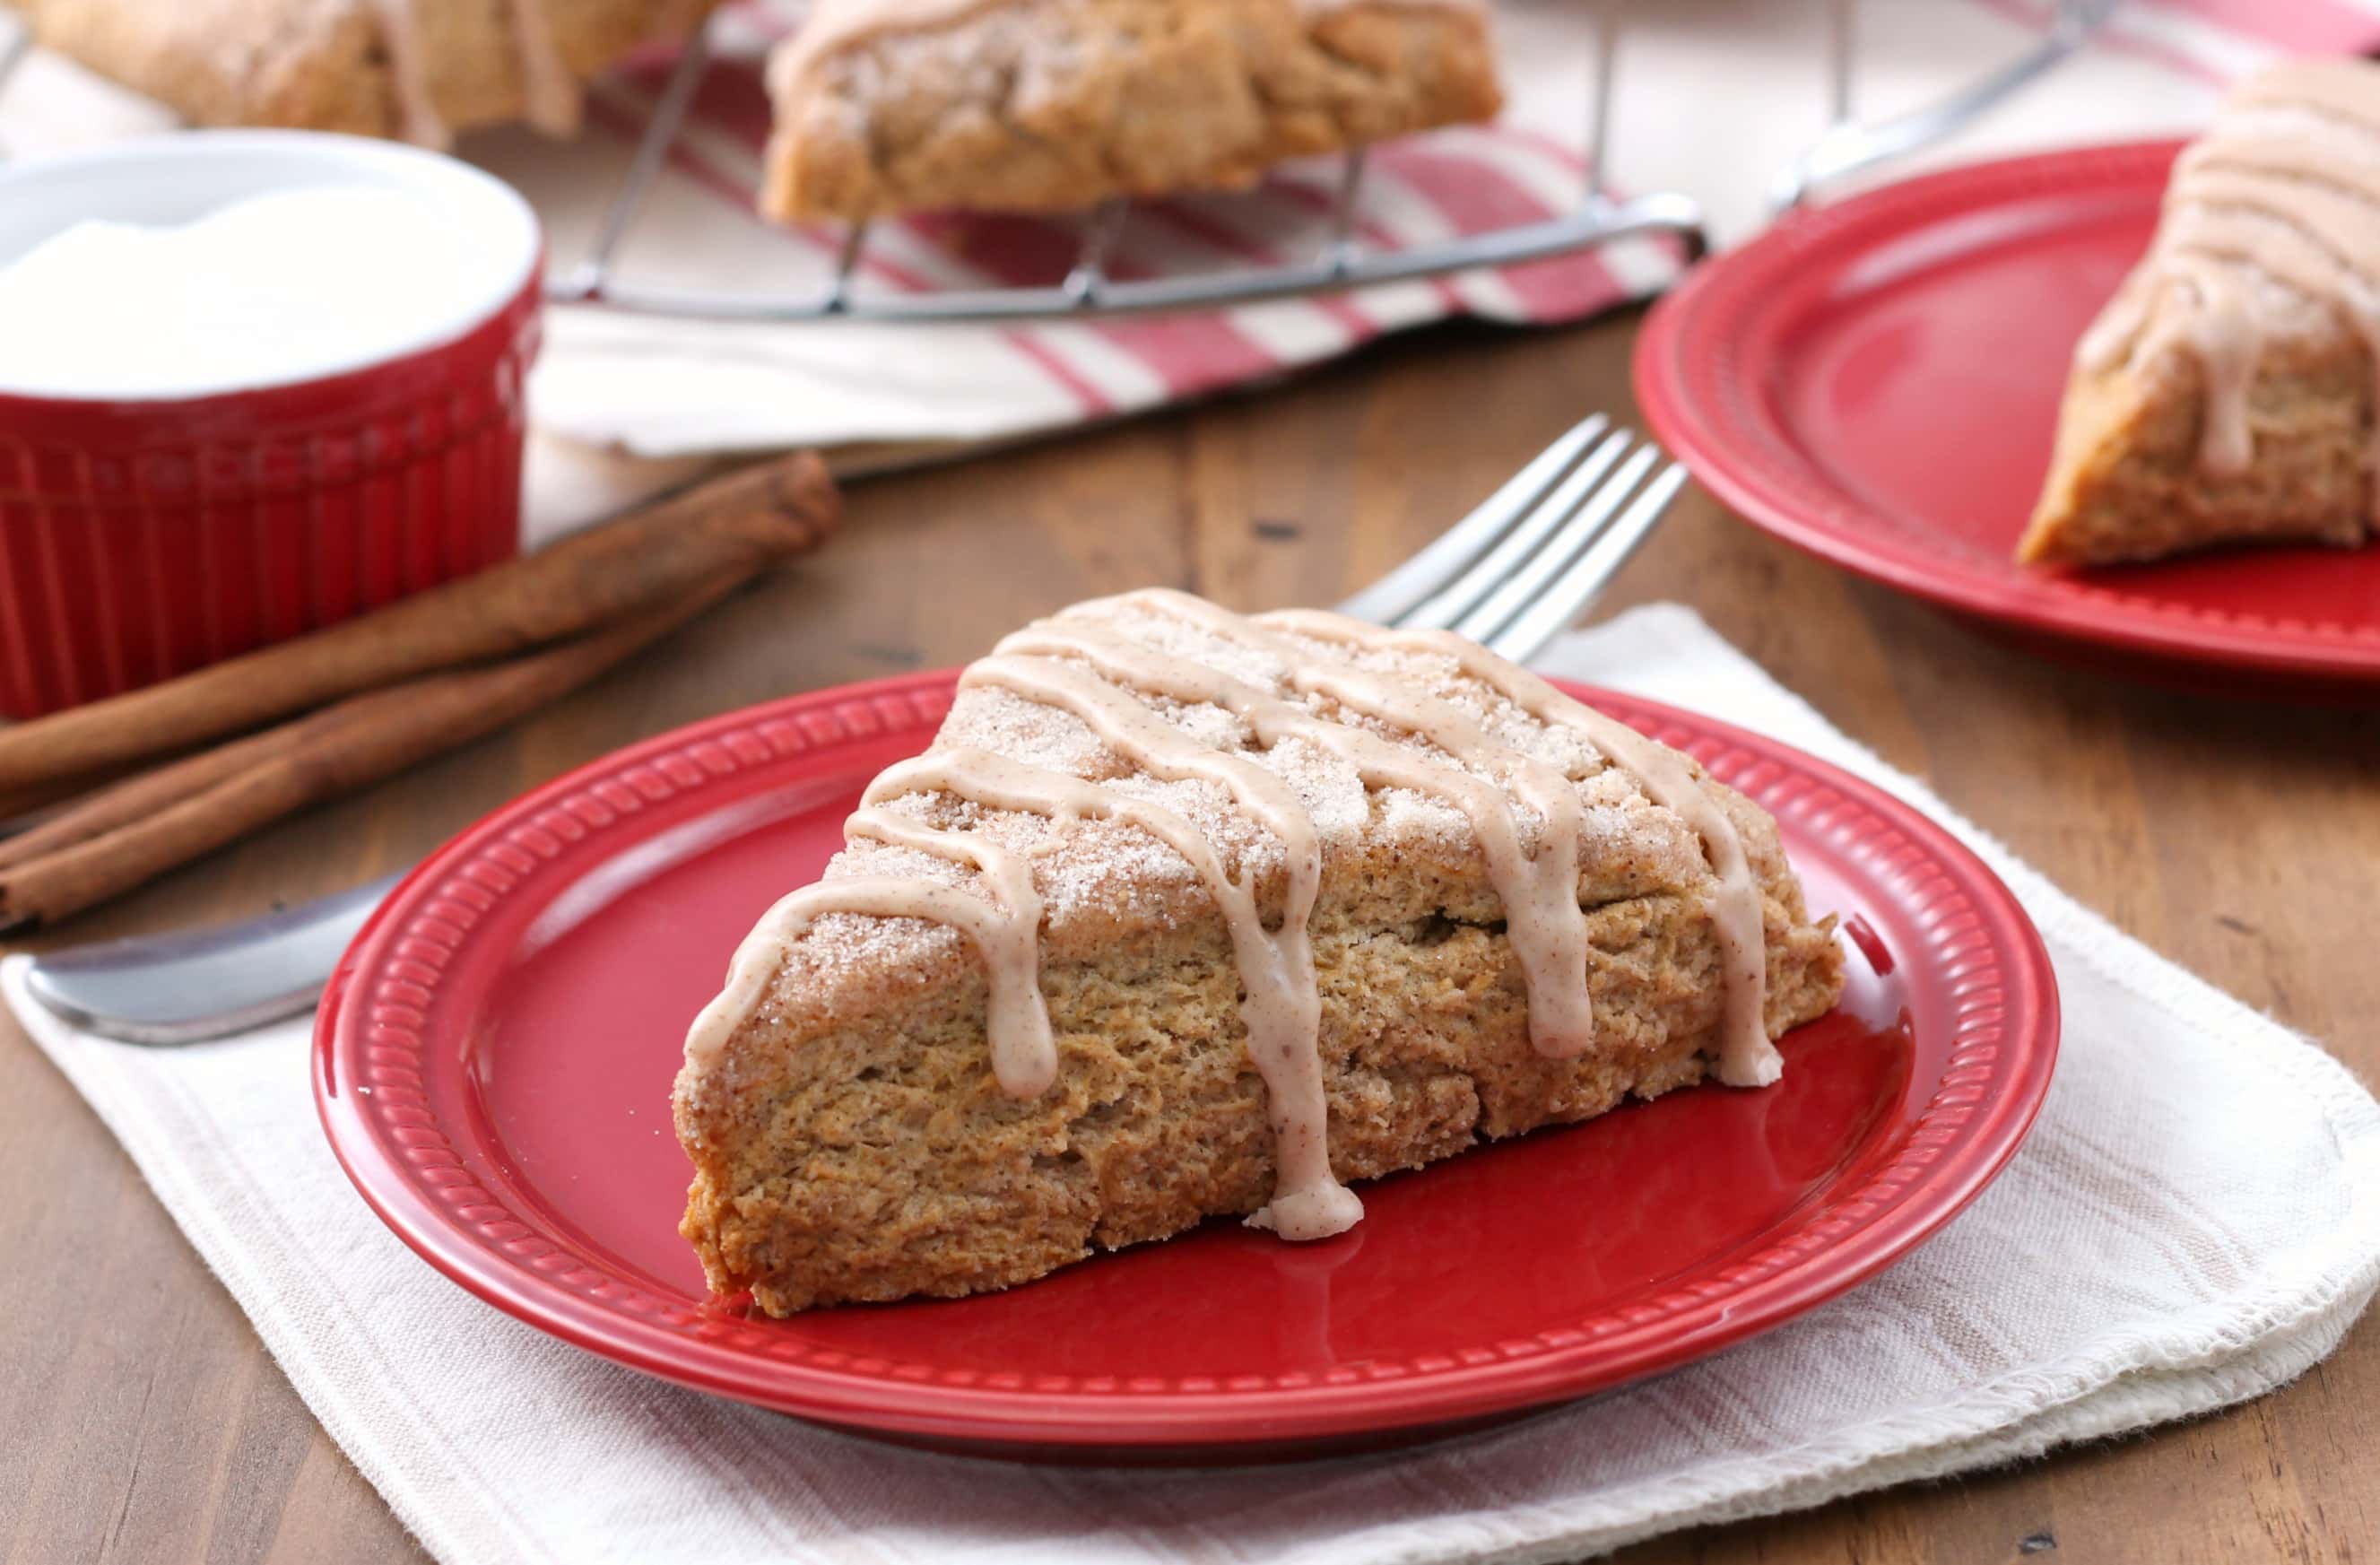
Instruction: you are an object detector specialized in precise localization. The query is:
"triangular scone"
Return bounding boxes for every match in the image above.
[14,0,720,146]
[761,0,1504,222]
[673,592,1845,1316]
[2020,57,2380,567]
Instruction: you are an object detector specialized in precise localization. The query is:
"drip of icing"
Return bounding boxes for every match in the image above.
[366,0,580,145]
[2150,256,2261,476]
[951,653,1355,1239]
[2232,60,2380,135]
[2166,164,2380,487]
[504,0,583,136]
[2076,274,2156,375]
[998,600,1774,1081]
[366,0,450,149]
[990,625,1601,1055]
[2190,135,2380,210]
[683,878,1056,1097]
[842,806,1052,1093]
[864,747,1360,1241]
[1262,611,1780,1088]
[683,592,1780,1241]
[2077,60,2380,509]
[1094,590,1595,1056]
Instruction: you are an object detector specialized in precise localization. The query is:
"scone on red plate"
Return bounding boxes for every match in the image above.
[761,0,1505,221]
[13,0,720,146]
[673,590,1845,1317]
[2020,57,2380,568]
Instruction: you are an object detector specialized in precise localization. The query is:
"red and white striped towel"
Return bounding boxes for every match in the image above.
[3,0,2375,522]
[508,1,1681,462]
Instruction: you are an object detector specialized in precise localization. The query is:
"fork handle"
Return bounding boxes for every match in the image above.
[24,873,403,1045]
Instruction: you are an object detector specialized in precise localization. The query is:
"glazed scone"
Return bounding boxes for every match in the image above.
[761,0,1505,221]
[674,591,1845,1317]
[14,0,721,146]
[2020,57,2380,568]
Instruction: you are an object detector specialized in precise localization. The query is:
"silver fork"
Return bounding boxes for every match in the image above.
[25,420,1690,1043]
[1337,413,1685,665]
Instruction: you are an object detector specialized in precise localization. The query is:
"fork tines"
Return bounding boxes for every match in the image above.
[1336,414,1690,665]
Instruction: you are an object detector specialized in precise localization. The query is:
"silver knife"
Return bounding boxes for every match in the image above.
[23,873,404,1044]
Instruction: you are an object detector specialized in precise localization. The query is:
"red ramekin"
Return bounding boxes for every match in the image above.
[0,133,543,717]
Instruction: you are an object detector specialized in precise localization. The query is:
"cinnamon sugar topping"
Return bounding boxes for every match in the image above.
[683,591,1778,1241]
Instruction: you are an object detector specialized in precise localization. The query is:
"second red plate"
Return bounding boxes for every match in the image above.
[1637,140,2380,696]
[317,672,2057,1462]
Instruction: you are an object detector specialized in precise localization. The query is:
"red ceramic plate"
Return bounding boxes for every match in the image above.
[1637,140,2380,696]
[316,671,2058,1461]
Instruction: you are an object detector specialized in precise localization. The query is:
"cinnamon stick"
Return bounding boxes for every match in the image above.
[0,573,745,932]
[0,765,158,831]
[0,450,838,796]
[0,719,341,874]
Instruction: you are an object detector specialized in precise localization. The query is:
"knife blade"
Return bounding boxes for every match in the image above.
[23,872,404,1044]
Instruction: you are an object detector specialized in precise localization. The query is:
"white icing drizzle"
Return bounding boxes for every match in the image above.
[2142,253,2263,477]
[684,591,1778,1243]
[841,805,1053,1095]
[366,0,450,149]
[366,0,583,146]
[1012,593,1596,1059]
[2233,60,2380,136]
[2079,59,2380,508]
[505,0,583,137]
[1259,610,1779,1088]
[952,650,1355,1239]
[682,877,1056,1095]
[862,746,1360,1240]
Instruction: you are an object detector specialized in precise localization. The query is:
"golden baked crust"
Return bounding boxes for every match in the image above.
[761,0,1505,222]
[673,594,1845,1317]
[2020,57,2380,568]
[16,0,720,143]
[2022,333,2373,567]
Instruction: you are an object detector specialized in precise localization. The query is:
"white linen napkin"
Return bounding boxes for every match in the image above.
[11,602,2377,1565]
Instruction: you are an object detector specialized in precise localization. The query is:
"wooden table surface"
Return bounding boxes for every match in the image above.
[5,307,2376,1565]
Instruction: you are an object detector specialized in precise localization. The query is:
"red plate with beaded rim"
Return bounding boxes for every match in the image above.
[315,670,2057,1462]
[1636,140,2380,698]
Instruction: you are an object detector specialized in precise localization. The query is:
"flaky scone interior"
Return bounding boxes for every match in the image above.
[2020,57,2380,568]
[673,591,1845,1317]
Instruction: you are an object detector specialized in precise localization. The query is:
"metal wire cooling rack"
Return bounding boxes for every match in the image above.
[541,2,1707,323]
[1773,0,2118,213]
[0,0,2117,322]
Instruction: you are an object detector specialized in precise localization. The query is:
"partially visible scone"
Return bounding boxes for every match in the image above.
[674,591,1844,1317]
[762,0,1505,221]
[15,0,721,146]
[2020,57,2380,568]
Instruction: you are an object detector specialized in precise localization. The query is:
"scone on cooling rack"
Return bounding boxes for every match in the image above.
[673,590,1845,1317]
[2020,57,2380,568]
[13,0,720,146]
[760,0,1506,222]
